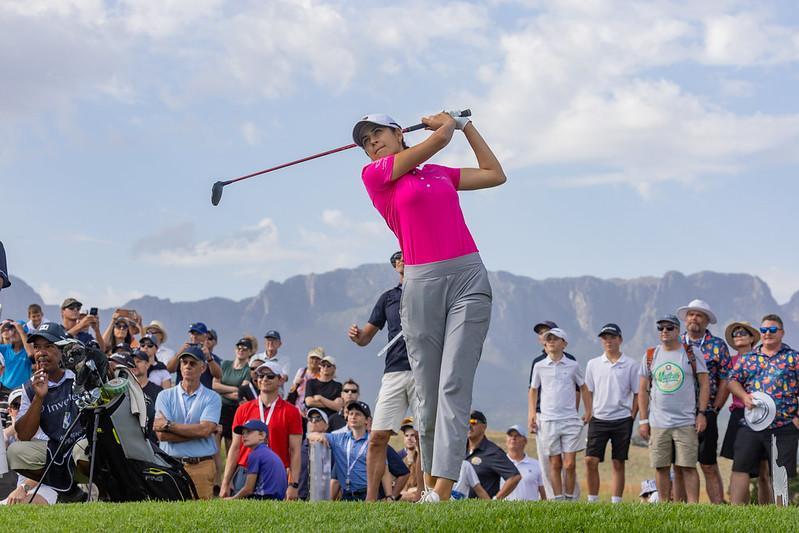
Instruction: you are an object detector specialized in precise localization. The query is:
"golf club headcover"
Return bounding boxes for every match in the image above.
[445,109,472,130]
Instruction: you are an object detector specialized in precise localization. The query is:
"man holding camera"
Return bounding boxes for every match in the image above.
[6,322,88,502]
[60,299,104,353]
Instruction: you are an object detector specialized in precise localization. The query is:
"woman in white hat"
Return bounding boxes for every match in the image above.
[721,321,770,503]
[354,111,506,502]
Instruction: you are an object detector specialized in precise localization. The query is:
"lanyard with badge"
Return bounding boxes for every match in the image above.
[345,435,368,491]
[258,399,278,446]
[177,386,205,422]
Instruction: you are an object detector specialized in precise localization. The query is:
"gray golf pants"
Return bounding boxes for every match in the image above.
[401,253,492,481]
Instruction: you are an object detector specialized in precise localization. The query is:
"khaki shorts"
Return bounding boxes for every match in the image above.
[649,426,698,468]
[7,439,90,482]
[371,370,418,433]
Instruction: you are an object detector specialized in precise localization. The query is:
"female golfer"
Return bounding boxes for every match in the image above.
[354,111,506,502]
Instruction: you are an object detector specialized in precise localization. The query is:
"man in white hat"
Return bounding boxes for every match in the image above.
[728,314,799,505]
[676,299,732,504]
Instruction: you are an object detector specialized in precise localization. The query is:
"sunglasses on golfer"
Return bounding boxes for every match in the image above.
[656,325,677,332]
[760,326,781,334]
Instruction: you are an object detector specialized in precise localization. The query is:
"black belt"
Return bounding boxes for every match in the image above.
[178,455,215,465]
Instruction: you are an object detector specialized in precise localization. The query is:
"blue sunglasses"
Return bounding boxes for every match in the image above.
[759,326,781,334]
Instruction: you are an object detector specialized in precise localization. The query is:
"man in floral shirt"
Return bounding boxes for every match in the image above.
[728,314,799,505]
[677,299,731,504]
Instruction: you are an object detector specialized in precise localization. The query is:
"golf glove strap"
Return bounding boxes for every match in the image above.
[445,110,471,130]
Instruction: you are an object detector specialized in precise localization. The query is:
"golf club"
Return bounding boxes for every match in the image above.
[210,109,471,206]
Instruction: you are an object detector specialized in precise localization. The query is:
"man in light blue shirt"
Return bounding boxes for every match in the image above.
[154,345,221,499]
[308,400,371,500]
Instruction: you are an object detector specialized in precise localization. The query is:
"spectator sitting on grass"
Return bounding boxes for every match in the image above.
[304,355,343,418]
[451,460,490,500]
[503,425,546,501]
[639,479,659,503]
[225,420,288,500]
[299,407,330,500]
[307,401,372,501]
[466,410,521,500]
[399,419,422,502]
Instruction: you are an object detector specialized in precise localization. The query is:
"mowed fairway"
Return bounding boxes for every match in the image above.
[1,500,798,532]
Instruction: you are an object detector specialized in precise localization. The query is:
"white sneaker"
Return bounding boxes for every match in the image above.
[417,490,441,503]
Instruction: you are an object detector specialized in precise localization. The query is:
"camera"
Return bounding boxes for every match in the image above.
[60,340,109,399]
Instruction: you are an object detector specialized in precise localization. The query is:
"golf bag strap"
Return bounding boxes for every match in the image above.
[683,343,700,407]
[646,347,656,392]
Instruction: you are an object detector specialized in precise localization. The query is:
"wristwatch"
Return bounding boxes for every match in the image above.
[164,420,172,432]
[289,482,299,489]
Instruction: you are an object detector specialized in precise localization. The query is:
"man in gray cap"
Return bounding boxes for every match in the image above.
[638,314,710,503]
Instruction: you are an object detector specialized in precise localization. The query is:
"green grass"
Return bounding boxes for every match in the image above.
[1,500,799,532]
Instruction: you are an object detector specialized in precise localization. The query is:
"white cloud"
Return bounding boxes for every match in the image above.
[702,12,799,66]
[241,121,260,145]
[34,282,142,308]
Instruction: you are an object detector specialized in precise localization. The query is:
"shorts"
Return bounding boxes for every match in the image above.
[371,370,418,433]
[219,403,238,439]
[539,418,585,456]
[733,423,799,478]
[649,426,697,468]
[585,417,633,462]
[697,411,718,465]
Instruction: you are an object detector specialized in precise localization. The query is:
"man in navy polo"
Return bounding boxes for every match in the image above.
[167,322,222,388]
[348,250,417,501]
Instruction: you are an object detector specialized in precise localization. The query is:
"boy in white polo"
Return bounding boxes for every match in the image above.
[584,323,639,503]
[529,328,591,500]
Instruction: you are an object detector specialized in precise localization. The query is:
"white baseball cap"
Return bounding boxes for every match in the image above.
[256,360,283,376]
[352,114,402,147]
[544,327,568,342]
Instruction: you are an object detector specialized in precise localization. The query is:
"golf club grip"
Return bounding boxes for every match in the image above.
[402,109,472,133]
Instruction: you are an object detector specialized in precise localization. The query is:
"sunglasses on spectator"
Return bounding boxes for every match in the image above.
[656,325,677,332]
[308,416,324,423]
[236,345,251,350]
[343,388,358,394]
[258,373,278,380]
[66,304,81,311]
[760,326,781,334]
[146,329,159,335]
[320,362,334,368]
[731,330,751,338]
[249,366,261,372]
[115,322,129,329]
[140,342,155,348]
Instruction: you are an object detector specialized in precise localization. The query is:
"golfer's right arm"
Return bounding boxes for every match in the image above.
[391,113,455,180]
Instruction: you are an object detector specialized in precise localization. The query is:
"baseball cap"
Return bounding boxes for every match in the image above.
[352,114,402,147]
[506,424,526,436]
[250,353,268,367]
[0,241,10,289]
[178,345,206,362]
[207,329,217,341]
[264,330,281,341]
[1,321,16,330]
[544,327,568,342]
[131,349,149,362]
[234,419,270,435]
[656,314,680,327]
[109,352,135,369]
[307,407,329,424]
[256,360,283,376]
[321,355,337,366]
[189,322,208,335]
[26,322,69,344]
[8,388,23,406]
[597,323,623,337]
[114,342,132,354]
[533,320,558,334]
[400,416,415,431]
[640,479,657,497]
[61,297,82,310]
[390,251,402,266]
[346,400,372,418]
[140,334,160,347]
[235,338,253,350]
[470,410,487,425]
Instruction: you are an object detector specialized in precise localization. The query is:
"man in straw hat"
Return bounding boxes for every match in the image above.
[676,299,732,504]
[721,321,770,503]
[728,314,799,505]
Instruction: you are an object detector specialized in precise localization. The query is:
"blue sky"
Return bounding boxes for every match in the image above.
[2,0,799,308]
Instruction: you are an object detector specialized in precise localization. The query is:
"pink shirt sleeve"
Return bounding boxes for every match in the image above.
[361,155,395,193]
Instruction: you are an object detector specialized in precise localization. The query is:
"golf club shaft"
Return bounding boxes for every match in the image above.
[221,110,470,187]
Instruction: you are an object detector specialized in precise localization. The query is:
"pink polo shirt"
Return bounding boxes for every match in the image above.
[361,154,478,265]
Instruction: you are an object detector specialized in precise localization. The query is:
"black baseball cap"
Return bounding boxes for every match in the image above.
[346,400,371,418]
[61,297,82,310]
[236,338,254,350]
[140,334,159,347]
[109,353,135,369]
[533,321,558,334]
[114,342,132,354]
[207,329,217,341]
[178,345,206,362]
[264,330,281,341]
[26,322,69,344]
[597,323,622,337]
[390,251,402,266]
[131,349,149,362]
[657,314,680,327]
[470,410,487,425]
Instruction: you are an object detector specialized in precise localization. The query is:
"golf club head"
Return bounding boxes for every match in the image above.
[211,181,225,206]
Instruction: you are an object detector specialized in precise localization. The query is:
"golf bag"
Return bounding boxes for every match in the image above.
[81,377,198,502]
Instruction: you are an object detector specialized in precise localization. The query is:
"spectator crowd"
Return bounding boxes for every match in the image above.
[1,254,798,506]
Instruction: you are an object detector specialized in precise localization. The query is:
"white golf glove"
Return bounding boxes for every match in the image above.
[445,109,471,130]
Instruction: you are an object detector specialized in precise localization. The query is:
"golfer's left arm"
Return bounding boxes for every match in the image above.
[458,123,507,191]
